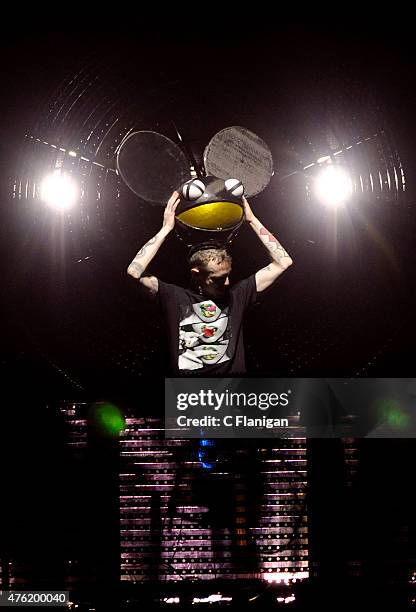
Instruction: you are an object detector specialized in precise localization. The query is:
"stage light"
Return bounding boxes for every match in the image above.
[192,594,232,604]
[198,438,216,470]
[313,165,352,207]
[91,402,126,436]
[276,595,296,604]
[264,571,308,583]
[162,597,180,604]
[40,170,79,211]
[377,398,410,429]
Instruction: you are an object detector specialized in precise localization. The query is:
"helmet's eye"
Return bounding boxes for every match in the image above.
[224,178,244,197]
[182,179,205,200]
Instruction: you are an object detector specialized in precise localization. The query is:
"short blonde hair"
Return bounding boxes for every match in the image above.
[189,248,232,271]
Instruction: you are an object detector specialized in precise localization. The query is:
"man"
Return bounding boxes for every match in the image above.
[127,191,293,374]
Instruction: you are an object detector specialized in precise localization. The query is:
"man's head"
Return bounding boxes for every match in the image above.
[188,246,232,299]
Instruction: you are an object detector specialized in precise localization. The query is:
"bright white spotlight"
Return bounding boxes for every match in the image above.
[314,165,352,207]
[40,170,79,211]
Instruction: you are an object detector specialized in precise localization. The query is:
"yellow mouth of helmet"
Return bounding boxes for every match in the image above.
[177,201,243,230]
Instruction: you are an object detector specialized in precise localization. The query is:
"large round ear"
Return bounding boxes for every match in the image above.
[204,126,274,197]
[117,131,192,204]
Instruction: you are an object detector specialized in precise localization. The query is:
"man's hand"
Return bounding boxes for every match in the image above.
[242,196,256,223]
[162,191,180,232]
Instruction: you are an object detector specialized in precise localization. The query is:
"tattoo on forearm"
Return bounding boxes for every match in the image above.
[134,235,159,259]
[128,232,164,279]
[259,227,290,260]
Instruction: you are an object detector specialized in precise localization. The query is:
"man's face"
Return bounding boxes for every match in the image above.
[195,260,232,299]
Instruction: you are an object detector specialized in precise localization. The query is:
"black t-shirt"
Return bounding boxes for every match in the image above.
[158,275,258,375]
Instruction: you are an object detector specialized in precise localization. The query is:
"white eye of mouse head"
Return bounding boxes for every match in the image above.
[182,179,206,200]
[224,178,244,198]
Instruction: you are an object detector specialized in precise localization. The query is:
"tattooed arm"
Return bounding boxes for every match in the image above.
[127,191,180,296]
[242,196,293,293]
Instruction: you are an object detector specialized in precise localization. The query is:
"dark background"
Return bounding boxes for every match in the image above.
[1,27,416,399]
[0,26,415,603]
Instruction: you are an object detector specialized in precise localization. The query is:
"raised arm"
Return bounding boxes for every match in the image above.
[242,196,293,292]
[127,191,180,296]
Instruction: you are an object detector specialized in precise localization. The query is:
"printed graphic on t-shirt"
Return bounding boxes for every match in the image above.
[179,299,230,370]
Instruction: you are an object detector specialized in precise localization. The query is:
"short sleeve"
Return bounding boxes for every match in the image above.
[230,274,258,312]
[157,279,183,311]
